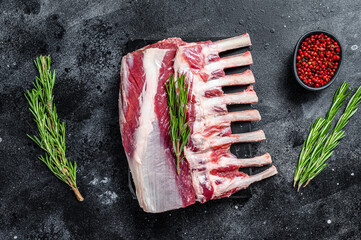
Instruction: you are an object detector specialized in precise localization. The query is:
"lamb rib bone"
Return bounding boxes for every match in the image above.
[205,69,255,88]
[213,33,252,52]
[210,153,273,169]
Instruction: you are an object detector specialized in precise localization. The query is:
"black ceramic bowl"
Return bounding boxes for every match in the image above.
[293,30,342,91]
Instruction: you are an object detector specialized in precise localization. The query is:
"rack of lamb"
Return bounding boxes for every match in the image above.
[119,33,277,213]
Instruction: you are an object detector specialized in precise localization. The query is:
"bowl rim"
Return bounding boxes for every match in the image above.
[293,30,343,91]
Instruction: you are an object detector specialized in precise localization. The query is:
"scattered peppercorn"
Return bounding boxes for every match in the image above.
[296,33,341,88]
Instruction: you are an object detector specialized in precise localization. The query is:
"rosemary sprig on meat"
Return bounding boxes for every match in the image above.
[165,74,191,174]
[25,56,84,201]
[294,82,361,191]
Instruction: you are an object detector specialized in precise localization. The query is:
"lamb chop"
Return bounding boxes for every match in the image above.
[119,34,277,213]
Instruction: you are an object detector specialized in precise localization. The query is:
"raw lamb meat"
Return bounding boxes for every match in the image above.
[119,33,277,213]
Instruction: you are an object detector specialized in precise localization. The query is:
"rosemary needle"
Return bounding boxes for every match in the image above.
[26,56,84,201]
[165,74,190,174]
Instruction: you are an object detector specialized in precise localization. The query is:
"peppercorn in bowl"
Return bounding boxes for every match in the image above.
[293,31,342,91]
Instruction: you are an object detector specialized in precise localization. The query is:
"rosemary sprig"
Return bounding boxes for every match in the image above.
[165,74,190,174]
[25,56,84,201]
[299,85,361,188]
[294,82,361,191]
[293,82,351,188]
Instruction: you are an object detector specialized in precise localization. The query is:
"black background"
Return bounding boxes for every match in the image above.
[1,1,361,239]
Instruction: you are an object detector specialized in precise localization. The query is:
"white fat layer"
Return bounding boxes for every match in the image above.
[128,48,182,213]
[119,56,129,132]
[133,48,167,164]
[122,54,131,95]
[140,119,183,212]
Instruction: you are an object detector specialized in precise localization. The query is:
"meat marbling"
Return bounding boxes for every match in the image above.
[119,33,277,213]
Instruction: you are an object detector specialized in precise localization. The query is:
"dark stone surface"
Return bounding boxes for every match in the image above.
[1,0,361,239]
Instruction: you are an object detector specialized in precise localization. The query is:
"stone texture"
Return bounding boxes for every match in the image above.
[0,0,361,239]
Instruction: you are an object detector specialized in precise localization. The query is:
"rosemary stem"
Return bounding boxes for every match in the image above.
[176,138,180,174]
[303,178,312,188]
[69,180,84,201]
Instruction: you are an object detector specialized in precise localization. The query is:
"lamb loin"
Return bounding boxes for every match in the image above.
[119,34,277,213]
